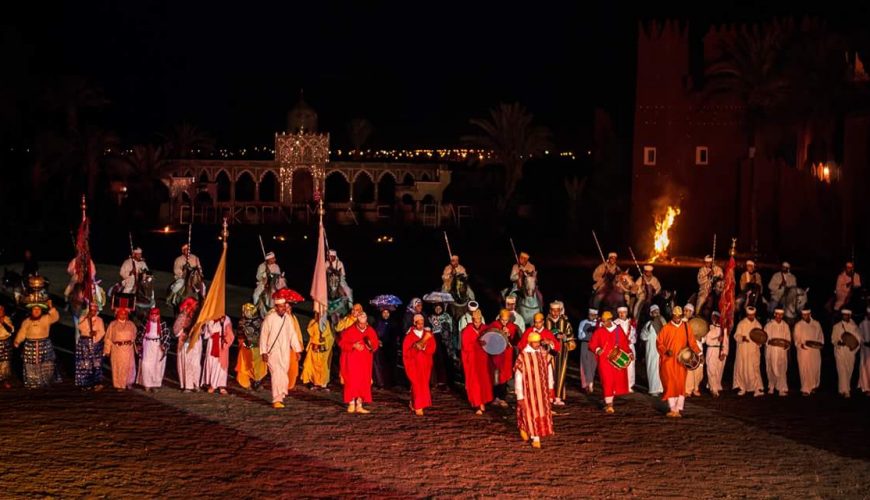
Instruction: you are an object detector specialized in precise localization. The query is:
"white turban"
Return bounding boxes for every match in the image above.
[265,251,275,260]
[467,301,479,312]
[643,265,654,272]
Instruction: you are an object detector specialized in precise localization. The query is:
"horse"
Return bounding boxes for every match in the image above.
[255,272,285,318]
[736,282,767,322]
[781,286,808,326]
[590,271,627,315]
[108,271,155,320]
[2,268,25,303]
[514,274,542,327]
[687,278,723,322]
[447,273,475,325]
[327,268,351,327]
[167,266,206,310]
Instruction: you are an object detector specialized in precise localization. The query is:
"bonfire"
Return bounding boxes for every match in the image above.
[650,205,680,263]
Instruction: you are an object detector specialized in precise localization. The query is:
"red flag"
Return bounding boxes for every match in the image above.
[75,216,94,304]
[310,221,328,326]
[718,255,737,333]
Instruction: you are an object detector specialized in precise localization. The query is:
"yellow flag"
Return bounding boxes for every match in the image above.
[188,239,227,352]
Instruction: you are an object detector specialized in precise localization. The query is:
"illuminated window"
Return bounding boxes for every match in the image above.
[643,147,656,166]
[695,146,709,165]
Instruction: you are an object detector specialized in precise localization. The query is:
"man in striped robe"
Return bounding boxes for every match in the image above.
[514,332,554,449]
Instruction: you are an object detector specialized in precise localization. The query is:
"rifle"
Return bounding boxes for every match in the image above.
[591,230,606,264]
[509,237,523,289]
[128,232,139,287]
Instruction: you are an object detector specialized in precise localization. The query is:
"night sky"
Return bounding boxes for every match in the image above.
[4,2,869,149]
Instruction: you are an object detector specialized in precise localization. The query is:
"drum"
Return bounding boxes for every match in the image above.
[607,346,632,370]
[841,332,860,350]
[749,328,768,345]
[688,317,709,340]
[481,330,508,355]
[678,347,702,370]
[767,338,791,349]
[112,292,135,310]
[805,340,824,350]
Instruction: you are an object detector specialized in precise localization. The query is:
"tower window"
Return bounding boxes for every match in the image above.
[696,146,709,165]
[643,147,656,166]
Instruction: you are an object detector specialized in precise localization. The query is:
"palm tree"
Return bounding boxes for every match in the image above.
[77,127,120,201]
[347,118,373,153]
[705,23,793,252]
[160,122,215,159]
[111,145,170,220]
[462,102,552,212]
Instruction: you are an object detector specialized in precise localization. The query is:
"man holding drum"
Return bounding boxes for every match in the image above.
[657,306,701,417]
[832,309,860,398]
[589,311,631,414]
[764,308,791,396]
[733,306,764,397]
[793,308,823,396]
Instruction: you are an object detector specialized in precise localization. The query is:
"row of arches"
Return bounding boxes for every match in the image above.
[183,169,419,204]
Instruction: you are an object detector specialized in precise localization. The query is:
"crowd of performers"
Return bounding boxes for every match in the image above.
[2,245,870,449]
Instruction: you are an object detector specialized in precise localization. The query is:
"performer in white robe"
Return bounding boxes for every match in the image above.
[704,312,728,397]
[614,306,636,391]
[639,305,665,395]
[832,309,860,398]
[504,296,525,333]
[441,254,468,292]
[683,303,704,397]
[136,308,169,391]
[173,300,201,391]
[576,308,599,393]
[732,307,764,396]
[767,262,796,309]
[858,308,870,395]
[259,292,303,408]
[201,316,234,394]
[119,248,149,294]
[793,308,823,395]
[763,309,791,396]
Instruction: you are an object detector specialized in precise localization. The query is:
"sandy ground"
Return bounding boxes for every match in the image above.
[3,263,870,497]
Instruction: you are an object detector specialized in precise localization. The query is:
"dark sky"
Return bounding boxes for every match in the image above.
[4,1,869,149]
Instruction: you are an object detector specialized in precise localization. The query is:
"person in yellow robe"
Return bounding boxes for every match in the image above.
[301,312,335,390]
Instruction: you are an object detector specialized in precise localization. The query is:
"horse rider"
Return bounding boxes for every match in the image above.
[509,251,543,306]
[767,261,796,309]
[119,248,149,294]
[737,259,765,312]
[327,249,353,301]
[441,254,467,293]
[253,251,286,306]
[696,255,724,311]
[592,252,621,293]
[170,243,202,296]
[834,261,862,311]
[634,264,661,318]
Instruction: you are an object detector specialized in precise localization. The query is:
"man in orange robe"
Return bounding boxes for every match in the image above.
[656,306,701,417]
[402,314,436,416]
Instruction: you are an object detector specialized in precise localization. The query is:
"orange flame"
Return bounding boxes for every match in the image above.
[650,206,681,262]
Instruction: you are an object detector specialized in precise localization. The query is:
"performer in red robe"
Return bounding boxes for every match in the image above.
[588,310,632,413]
[517,313,561,352]
[339,312,379,414]
[488,309,519,408]
[461,309,493,414]
[656,306,701,417]
[402,314,436,415]
[515,332,554,449]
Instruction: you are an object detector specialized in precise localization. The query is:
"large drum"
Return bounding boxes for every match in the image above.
[749,328,768,346]
[805,340,824,350]
[480,329,508,355]
[678,347,702,370]
[688,317,709,340]
[607,346,632,370]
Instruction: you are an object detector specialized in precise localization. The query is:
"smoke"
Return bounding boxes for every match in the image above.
[650,181,687,215]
